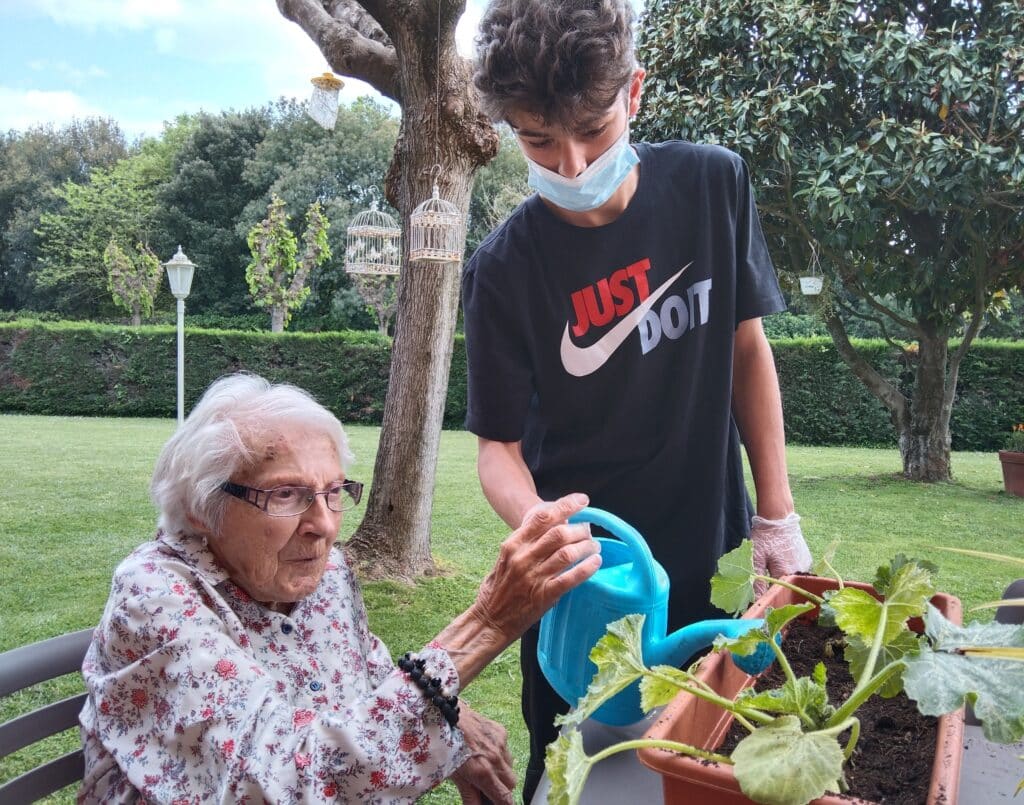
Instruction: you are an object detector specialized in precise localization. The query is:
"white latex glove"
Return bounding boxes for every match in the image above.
[750,512,813,595]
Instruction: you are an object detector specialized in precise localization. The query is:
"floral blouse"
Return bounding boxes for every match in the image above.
[79,530,467,804]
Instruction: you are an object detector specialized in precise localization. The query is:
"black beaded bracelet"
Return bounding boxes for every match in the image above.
[398,652,460,727]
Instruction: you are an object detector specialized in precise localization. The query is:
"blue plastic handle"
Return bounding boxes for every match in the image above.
[568,506,659,599]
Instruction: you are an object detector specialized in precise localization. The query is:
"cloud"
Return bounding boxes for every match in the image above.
[26,0,183,31]
[0,87,106,131]
[26,59,109,85]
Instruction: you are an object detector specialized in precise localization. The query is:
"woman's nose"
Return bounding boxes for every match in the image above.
[300,495,338,535]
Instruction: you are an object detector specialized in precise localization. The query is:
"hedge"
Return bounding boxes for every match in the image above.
[2,320,1021,450]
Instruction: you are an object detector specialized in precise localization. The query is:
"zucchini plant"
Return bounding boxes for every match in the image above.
[545,542,1024,805]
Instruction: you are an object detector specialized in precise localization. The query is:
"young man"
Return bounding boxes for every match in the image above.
[464,1,813,800]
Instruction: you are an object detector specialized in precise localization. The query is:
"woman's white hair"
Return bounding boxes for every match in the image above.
[151,373,354,537]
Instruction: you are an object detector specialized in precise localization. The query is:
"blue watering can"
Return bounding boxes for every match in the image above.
[538,507,773,726]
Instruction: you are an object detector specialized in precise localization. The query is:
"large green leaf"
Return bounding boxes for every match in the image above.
[873,554,937,596]
[732,716,845,805]
[555,614,647,728]
[766,603,816,638]
[736,676,833,724]
[903,604,1024,743]
[640,665,694,712]
[831,561,932,646]
[843,630,921,697]
[714,624,770,659]
[545,729,592,805]
[710,541,756,615]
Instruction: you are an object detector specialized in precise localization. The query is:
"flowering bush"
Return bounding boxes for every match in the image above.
[1004,424,1024,453]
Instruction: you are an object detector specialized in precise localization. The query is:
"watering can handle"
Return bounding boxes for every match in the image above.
[568,507,659,598]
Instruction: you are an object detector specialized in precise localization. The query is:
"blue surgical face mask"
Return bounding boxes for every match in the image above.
[522,126,639,213]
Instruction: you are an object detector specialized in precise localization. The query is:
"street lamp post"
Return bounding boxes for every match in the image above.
[163,246,196,424]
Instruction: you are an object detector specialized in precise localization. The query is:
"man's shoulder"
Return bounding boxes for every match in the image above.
[639,140,747,176]
[464,197,540,281]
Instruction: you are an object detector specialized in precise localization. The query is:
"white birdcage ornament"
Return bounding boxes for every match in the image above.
[307,72,345,130]
[345,202,402,276]
[409,183,464,264]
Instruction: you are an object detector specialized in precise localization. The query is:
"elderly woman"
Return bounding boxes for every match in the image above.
[79,373,600,804]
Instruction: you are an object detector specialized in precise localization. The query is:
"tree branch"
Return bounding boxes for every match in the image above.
[849,280,923,335]
[822,307,909,431]
[945,254,989,412]
[276,0,400,102]
[832,295,906,350]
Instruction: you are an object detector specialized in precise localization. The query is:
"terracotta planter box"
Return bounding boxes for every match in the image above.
[637,575,965,805]
[999,450,1024,497]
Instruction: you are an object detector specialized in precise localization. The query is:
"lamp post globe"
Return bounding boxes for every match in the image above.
[164,245,195,300]
[163,246,196,424]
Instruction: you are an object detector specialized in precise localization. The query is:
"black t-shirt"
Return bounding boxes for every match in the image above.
[461,141,786,629]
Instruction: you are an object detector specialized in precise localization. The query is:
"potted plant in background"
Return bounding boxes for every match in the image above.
[999,424,1024,498]
[544,542,1024,805]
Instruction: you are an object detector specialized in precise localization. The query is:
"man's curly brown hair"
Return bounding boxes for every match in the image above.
[473,0,637,130]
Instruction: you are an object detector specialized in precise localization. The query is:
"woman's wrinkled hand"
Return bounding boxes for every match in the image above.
[471,493,601,644]
[450,705,516,804]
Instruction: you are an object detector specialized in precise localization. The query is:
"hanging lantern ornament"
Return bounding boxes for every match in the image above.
[307,72,345,130]
[409,182,464,264]
[345,201,402,276]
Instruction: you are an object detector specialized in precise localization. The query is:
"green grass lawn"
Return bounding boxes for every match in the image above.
[1,414,1021,802]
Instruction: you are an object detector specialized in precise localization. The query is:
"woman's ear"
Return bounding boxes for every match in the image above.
[187,513,214,540]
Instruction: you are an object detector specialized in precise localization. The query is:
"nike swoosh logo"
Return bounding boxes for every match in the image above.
[560,262,692,377]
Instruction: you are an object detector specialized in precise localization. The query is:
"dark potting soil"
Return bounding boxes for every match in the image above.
[717,619,939,804]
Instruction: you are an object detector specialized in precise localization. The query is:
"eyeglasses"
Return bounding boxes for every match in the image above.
[220,480,363,517]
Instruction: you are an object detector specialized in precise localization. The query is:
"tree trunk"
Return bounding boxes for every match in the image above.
[822,308,955,482]
[344,14,497,579]
[899,332,952,481]
[271,306,285,333]
[131,308,142,327]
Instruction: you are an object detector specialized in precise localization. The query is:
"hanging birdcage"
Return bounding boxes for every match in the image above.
[409,184,464,264]
[307,72,345,130]
[345,203,402,276]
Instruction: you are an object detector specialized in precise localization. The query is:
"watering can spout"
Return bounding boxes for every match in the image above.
[649,618,773,675]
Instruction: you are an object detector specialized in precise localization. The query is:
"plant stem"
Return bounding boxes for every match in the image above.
[755,575,825,604]
[590,738,734,766]
[852,603,888,692]
[645,668,771,731]
[841,718,861,760]
[827,660,905,728]
[767,626,799,689]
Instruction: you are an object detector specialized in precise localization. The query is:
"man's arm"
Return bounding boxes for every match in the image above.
[731,317,794,519]
[477,437,543,529]
[732,317,811,582]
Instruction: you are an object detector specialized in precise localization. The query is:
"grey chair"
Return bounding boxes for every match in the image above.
[0,628,94,803]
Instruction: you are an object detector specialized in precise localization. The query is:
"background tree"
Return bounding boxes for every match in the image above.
[637,0,1024,481]
[275,0,498,578]
[0,118,127,311]
[34,149,166,317]
[103,240,163,326]
[350,274,398,335]
[246,195,330,331]
[156,109,272,315]
[238,97,398,330]
[465,126,529,256]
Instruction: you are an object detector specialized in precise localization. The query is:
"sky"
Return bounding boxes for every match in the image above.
[0,0,494,139]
